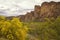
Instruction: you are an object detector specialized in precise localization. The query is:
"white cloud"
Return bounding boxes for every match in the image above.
[0,0,59,16]
[18,1,35,9]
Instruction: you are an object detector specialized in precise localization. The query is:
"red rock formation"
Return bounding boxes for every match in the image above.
[6,1,60,22]
[40,1,58,18]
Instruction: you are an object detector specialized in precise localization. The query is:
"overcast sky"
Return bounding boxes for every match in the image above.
[0,0,60,16]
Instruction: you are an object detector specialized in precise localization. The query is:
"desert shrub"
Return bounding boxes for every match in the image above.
[51,16,60,40]
[0,17,28,40]
[25,17,60,40]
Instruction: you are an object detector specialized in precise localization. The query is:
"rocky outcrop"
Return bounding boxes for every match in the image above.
[6,1,60,22]
[19,1,60,22]
[19,5,41,22]
[40,1,60,18]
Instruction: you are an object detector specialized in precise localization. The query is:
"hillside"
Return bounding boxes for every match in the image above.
[17,1,60,22]
[5,1,60,22]
[0,1,60,40]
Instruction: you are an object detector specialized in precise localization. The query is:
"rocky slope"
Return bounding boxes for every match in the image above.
[6,1,60,22]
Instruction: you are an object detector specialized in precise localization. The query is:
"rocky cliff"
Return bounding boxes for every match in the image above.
[6,1,60,22]
[18,1,60,22]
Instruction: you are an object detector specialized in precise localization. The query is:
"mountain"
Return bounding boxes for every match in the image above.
[17,1,60,22]
[6,1,60,22]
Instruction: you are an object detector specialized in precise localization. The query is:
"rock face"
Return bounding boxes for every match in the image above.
[40,1,60,18]
[19,5,41,22]
[6,1,60,22]
[19,1,60,22]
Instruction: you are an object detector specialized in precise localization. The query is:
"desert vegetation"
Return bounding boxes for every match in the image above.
[0,1,60,40]
[0,16,28,40]
[0,16,60,40]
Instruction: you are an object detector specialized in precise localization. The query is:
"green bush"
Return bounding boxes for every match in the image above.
[0,17,28,40]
